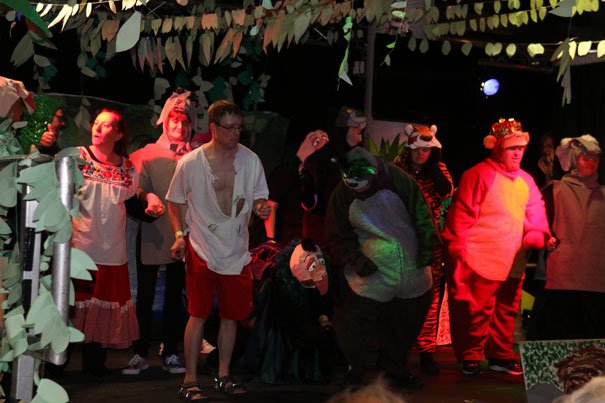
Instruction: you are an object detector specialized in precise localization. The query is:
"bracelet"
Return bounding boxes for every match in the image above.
[175,230,184,239]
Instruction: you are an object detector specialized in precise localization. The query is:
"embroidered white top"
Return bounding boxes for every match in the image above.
[72,146,139,266]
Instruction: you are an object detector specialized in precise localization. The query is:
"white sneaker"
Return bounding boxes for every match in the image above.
[121,354,149,375]
[162,354,186,374]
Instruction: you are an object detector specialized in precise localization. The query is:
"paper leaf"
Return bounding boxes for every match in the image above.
[10,33,34,67]
[34,379,69,403]
[506,43,517,57]
[408,36,417,51]
[527,43,545,57]
[116,11,142,52]
[577,41,591,56]
[201,32,214,66]
[597,40,605,58]
[338,70,352,85]
[568,40,577,59]
[474,2,483,14]
[419,38,429,53]
[48,317,70,354]
[33,55,51,68]
[549,0,574,17]
[153,77,170,100]
[294,11,311,43]
[68,326,85,343]
[232,32,243,58]
[442,40,451,55]
[48,4,72,30]
[162,17,173,34]
[461,42,472,55]
[70,248,98,273]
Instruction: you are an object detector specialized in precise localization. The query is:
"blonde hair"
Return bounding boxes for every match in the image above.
[327,378,406,403]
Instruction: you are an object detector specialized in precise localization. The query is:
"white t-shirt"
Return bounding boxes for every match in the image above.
[166,144,269,275]
[71,146,139,265]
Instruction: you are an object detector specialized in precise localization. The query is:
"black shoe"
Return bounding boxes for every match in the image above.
[420,352,440,375]
[385,372,424,390]
[461,360,483,376]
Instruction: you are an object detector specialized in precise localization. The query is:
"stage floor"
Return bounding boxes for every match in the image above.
[50,343,525,403]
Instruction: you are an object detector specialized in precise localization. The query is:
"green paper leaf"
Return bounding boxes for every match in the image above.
[49,317,70,354]
[6,283,22,305]
[34,379,69,403]
[70,248,97,280]
[549,0,574,17]
[25,291,53,327]
[408,36,417,51]
[68,326,85,343]
[5,313,25,341]
[338,70,352,85]
[419,38,429,53]
[461,42,473,55]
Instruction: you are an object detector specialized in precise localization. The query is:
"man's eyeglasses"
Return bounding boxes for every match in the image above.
[216,123,243,134]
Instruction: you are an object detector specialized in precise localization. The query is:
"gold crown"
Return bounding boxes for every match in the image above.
[490,118,523,138]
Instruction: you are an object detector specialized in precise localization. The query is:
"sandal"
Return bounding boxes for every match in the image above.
[177,382,208,401]
[214,375,247,395]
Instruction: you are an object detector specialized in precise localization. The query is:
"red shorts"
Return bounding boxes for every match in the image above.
[185,240,253,320]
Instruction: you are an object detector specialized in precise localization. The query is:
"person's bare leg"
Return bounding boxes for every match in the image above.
[183,316,205,385]
[217,319,237,378]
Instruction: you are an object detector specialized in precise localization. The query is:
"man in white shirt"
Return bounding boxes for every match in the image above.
[166,99,271,399]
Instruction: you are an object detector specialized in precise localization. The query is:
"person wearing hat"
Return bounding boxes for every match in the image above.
[299,107,366,249]
[536,134,605,340]
[326,146,438,390]
[0,76,35,122]
[122,89,197,375]
[0,76,35,156]
[394,124,454,375]
[442,118,550,376]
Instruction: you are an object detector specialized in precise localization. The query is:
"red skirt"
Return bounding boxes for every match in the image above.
[72,263,139,349]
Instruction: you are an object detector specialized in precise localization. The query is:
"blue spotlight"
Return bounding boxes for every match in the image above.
[481,78,500,96]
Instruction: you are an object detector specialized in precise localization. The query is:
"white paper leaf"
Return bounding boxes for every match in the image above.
[116,11,142,52]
